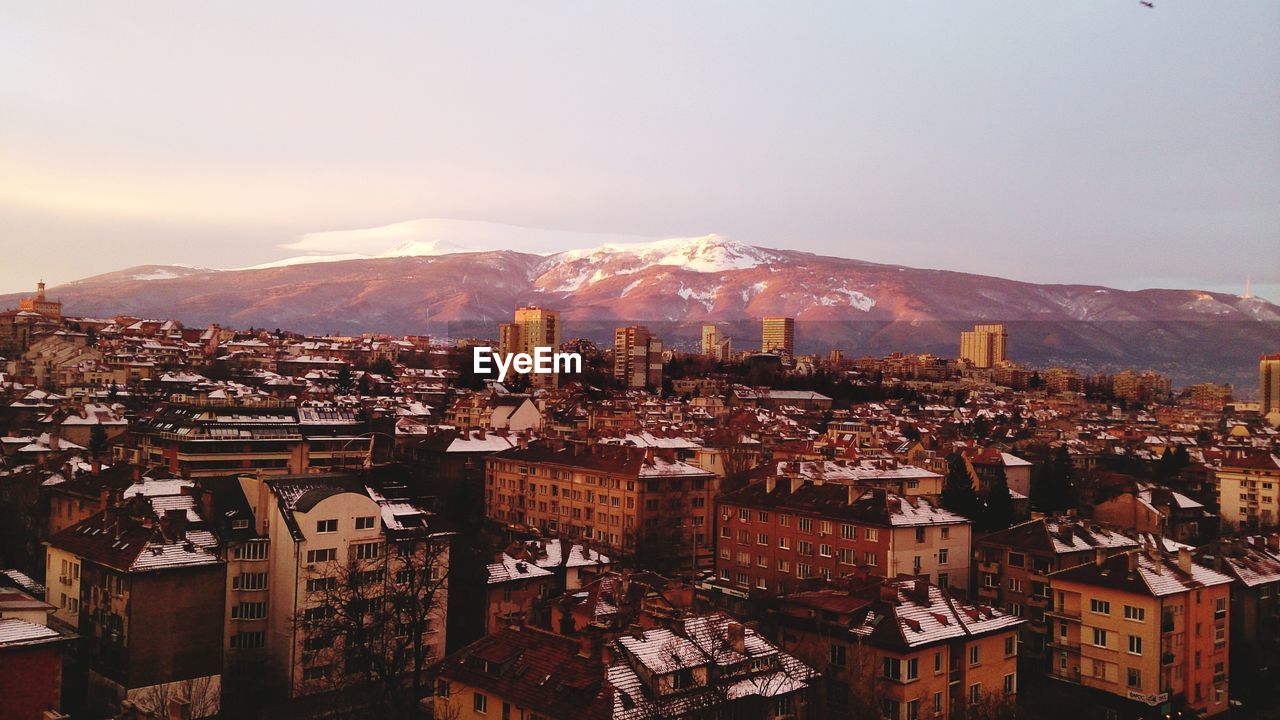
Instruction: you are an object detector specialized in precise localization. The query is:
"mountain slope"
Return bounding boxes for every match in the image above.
[4,237,1276,384]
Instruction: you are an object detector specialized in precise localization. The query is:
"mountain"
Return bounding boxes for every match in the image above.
[4,236,1277,385]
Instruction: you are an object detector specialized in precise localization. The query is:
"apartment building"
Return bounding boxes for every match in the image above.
[484,539,610,634]
[498,306,562,389]
[1215,449,1280,529]
[1047,545,1233,718]
[761,316,795,355]
[122,398,371,478]
[1263,353,1280,415]
[485,441,718,568]
[775,575,1025,719]
[45,498,225,718]
[959,324,1007,369]
[232,472,450,705]
[715,480,971,597]
[612,325,663,390]
[973,518,1139,664]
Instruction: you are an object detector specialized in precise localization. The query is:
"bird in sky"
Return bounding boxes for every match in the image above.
[1140,1,1154,7]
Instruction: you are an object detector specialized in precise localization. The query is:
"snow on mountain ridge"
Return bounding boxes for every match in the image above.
[551,234,777,273]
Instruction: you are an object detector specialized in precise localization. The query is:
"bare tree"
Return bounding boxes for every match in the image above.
[295,533,451,719]
[127,676,221,719]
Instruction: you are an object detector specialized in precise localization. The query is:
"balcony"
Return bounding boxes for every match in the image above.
[1045,606,1081,621]
[978,561,1001,574]
[1027,594,1049,608]
[1162,652,1176,666]
[978,585,999,601]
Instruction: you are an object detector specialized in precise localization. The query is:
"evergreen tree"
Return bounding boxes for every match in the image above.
[88,424,109,460]
[335,364,355,394]
[941,452,981,520]
[983,463,1016,531]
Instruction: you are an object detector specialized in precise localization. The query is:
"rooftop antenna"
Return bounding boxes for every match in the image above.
[1243,276,1253,300]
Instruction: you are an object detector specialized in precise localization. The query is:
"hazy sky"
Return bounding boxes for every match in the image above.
[2,2,1277,298]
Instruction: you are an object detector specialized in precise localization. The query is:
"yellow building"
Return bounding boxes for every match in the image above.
[959,324,1007,369]
[1215,449,1280,529]
[18,281,63,321]
[499,306,562,388]
[612,325,663,389]
[761,316,795,355]
[1262,354,1280,415]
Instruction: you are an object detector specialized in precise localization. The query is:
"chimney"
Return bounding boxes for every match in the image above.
[878,584,899,604]
[1269,533,1280,552]
[1126,551,1138,573]
[726,621,746,655]
[1094,548,1106,567]
[1176,548,1192,574]
[765,476,776,494]
[848,484,859,506]
[628,623,645,641]
[913,577,931,604]
[643,447,655,465]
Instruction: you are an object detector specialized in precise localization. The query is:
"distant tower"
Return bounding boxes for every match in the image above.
[761,317,795,355]
[1262,354,1280,415]
[18,279,62,321]
[959,324,1007,369]
[1244,276,1254,300]
[498,306,562,388]
[614,325,663,389]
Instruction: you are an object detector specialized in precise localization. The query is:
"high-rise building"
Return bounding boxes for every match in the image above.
[1262,354,1280,415]
[959,323,1007,368]
[761,316,795,355]
[498,306,562,388]
[701,323,731,362]
[613,325,663,389]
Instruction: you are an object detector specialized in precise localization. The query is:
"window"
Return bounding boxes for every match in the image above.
[865,551,878,566]
[865,528,878,541]
[306,576,337,592]
[355,516,376,530]
[1128,635,1142,655]
[798,517,813,533]
[1005,635,1017,657]
[969,645,980,666]
[906,699,919,720]
[758,533,769,546]
[915,527,926,542]
[233,572,267,591]
[778,536,790,550]
[798,541,814,556]
[1008,578,1023,593]
[234,540,268,560]
[969,683,981,706]
[906,657,919,680]
[934,651,943,673]
[316,519,338,534]
[231,630,265,649]
[473,692,488,714]
[830,644,847,668]
[841,523,856,540]
[883,657,902,680]
[1214,624,1226,646]
[933,692,943,714]
[1123,605,1145,622]
[820,544,833,557]
[1008,552,1025,567]
[352,542,380,560]
[758,511,769,522]
[232,601,266,620]
[1092,628,1108,648]
[303,665,331,681]
[1089,599,1111,615]
[306,548,337,563]
[1127,668,1141,688]
[938,548,949,565]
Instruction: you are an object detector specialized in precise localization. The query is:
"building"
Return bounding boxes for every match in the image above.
[1092,483,1213,544]
[701,324,732,361]
[1214,449,1280,529]
[613,325,663,389]
[1048,545,1233,718]
[958,324,1007,369]
[0,578,76,720]
[430,625,614,720]
[1111,370,1173,405]
[17,280,63,322]
[1208,535,1280,707]
[484,539,611,634]
[240,472,450,707]
[46,498,226,718]
[499,306,562,389]
[715,482,972,597]
[121,398,372,478]
[761,317,795,355]
[973,518,1139,664]
[775,574,1025,718]
[485,441,718,569]
[1186,382,1233,411]
[1262,354,1280,415]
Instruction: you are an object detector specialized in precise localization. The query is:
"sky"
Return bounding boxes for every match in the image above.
[2,2,1278,298]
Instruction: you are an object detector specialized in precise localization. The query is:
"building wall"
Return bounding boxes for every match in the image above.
[45,544,83,628]
[0,643,64,720]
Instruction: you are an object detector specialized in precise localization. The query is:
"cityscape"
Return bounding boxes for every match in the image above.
[3,3,1279,719]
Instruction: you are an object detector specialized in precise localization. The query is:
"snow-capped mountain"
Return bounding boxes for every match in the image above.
[5,235,1277,385]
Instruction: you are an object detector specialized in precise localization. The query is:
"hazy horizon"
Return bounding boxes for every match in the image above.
[3,2,1278,297]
